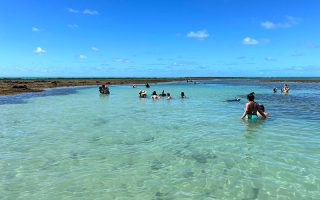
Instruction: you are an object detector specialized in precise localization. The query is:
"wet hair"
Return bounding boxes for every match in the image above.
[247,93,255,101]
[167,93,170,96]
[152,91,157,95]
[259,104,265,112]
[181,92,185,96]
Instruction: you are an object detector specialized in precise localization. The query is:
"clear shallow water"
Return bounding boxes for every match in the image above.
[1,80,319,200]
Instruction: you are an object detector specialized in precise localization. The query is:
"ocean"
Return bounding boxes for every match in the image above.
[1,80,319,199]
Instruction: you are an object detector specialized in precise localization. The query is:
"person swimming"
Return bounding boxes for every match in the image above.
[145,83,150,88]
[241,93,266,120]
[226,97,241,102]
[166,93,172,100]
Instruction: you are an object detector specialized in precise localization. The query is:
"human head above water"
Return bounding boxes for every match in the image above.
[247,93,255,101]
[259,104,265,112]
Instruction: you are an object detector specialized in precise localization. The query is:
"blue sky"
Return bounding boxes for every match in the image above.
[0,0,319,77]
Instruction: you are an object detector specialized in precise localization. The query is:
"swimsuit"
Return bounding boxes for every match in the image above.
[247,114,259,120]
[246,102,259,120]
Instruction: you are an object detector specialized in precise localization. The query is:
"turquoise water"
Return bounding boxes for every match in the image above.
[1,80,319,199]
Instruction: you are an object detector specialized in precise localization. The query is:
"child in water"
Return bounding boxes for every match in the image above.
[258,104,269,118]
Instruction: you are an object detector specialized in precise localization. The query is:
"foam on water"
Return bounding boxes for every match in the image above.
[1,80,319,199]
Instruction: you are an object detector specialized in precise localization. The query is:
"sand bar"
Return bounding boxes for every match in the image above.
[0,77,212,96]
[1,77,319,96]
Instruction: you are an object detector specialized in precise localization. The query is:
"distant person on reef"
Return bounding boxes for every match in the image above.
[151,91,160,99]
[241,93,266,120]
[132,84,137,88]
[99,84,110,94]
[180,92,186,98]
[145,83,150,88]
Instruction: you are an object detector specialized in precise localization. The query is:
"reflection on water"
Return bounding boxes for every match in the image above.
[0,86,91,105]
[0,80,319,199]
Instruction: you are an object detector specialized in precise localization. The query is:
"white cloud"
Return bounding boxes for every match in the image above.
[91,47,99,51]
[186,30,209,40]
[261,16,300,29]
[67,24,79,28]
[68,8,79,13]
[68,8,99,15]
[83,9,99,15]
[242,37,259,45]
[79,55,87,59]
[114,58,131,63]
[260,21,275,29]
[32,27,40,32]
[34,47,46,54]
[265,57,275,61]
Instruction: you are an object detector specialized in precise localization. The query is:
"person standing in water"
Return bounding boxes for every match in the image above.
[281,84,289,93]
[151,91,160,99]
[180,92,186,98]
[99,84,110,94]
[160,90,166,97]
[241,93,266,120]
[258,104,269,118]
[273,87,277,93]
[139,90,147,98]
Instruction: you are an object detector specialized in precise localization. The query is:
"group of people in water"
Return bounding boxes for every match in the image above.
[273,83,290,94]
[99,82,293,121]
[137,83,186,100]
[99,83,186,100]
[240,83,289,120]
[240,84,289,120]
[139,90,186,100]
[99,84,110,94]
